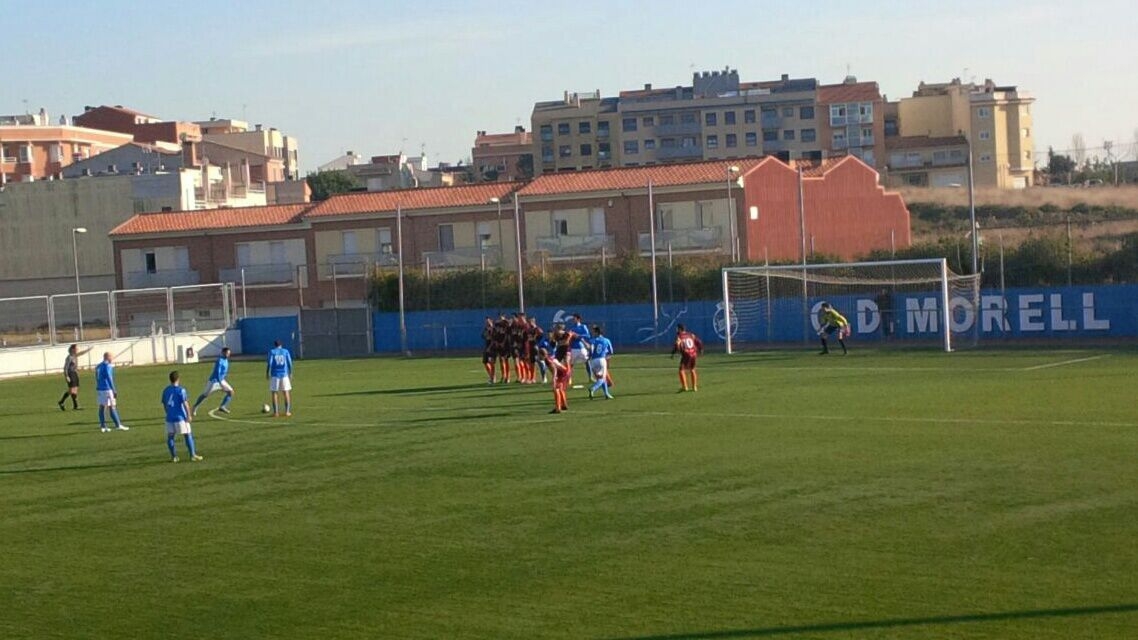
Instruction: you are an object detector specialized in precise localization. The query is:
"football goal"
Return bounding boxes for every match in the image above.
[721,258,980,353]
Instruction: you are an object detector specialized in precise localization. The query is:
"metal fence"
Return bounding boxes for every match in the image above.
[0,283,235,349]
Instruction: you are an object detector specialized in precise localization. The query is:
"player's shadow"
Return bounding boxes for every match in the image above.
[601,603,1138,639]
[404,412,513,424]
[321,383,490,397]
[0,430,92,441]
[0,460,160,475]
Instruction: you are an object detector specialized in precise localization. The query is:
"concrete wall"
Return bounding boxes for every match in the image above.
[0,328,240,379]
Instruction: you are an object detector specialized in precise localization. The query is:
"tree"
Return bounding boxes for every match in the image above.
[515,154,535,181]
[306,170,360,201]
[1071,133,1087,168]
[1046,146,1075,183]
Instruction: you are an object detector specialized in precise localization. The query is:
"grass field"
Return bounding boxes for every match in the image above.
[2,348,1137,639]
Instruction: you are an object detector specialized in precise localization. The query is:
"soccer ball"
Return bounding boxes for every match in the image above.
[261,403,271,414]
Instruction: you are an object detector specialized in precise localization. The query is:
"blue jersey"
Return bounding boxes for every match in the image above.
[162,384,189,422]
[209,356,229,383]
[267,347,292,378]
[568,322,590,348]
[590,336,614,359]
[95,361,115,391]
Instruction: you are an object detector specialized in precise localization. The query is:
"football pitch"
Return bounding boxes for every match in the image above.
[2,348,1137,639]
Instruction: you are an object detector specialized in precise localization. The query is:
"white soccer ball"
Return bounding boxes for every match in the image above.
[262,403,271,414]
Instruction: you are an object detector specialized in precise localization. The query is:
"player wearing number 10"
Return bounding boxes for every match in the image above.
[162,370,201,462]
[672,324,703,392]
[266,340,293,418]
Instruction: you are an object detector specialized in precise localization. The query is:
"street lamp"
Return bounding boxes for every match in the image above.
[489,197,504,267]
[726,165,741,262]
[71,227,88,340]
[513,197,525,312]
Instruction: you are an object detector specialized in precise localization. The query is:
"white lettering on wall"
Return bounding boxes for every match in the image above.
[949,295,974,334]
[906,297,938,333]
[981,295,1010,332]
[857,299,880,334]
[1083,293,1110,330]
[1049,293,1075,331]
[1019,294,1045,331]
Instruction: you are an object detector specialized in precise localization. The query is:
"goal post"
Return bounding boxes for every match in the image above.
[721,258,980,353]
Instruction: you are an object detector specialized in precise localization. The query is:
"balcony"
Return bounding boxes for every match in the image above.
[830,113,874,127]
[123,269,201,289]
[534,233,614,258]
[833,136,874,150]
[596,127,611,140]
[656,145,703,160]
[422,246,502,269]
[760,113,782,128]
[323,251,399,277]
[220,263,299,286]
[638,226,724,253]
[654,122,701,136]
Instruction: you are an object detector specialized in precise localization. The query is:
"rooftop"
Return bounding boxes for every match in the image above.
[110,204,309,236]
[817,81,882,104]
[305,182,522,217]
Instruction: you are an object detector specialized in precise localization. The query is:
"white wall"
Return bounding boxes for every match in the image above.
[0,328,241,379]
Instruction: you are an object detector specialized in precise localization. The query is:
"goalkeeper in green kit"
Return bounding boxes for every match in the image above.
[817,302,850,355]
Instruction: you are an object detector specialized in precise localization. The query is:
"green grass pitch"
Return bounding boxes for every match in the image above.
[2,348,1137,639]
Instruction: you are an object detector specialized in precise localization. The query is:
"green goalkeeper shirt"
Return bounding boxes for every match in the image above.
[820,308,849,328]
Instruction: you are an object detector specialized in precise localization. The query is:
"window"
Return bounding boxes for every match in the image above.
[705,112,717,126]
[578,121,591,134]
[659,114,675,125]
[745,132,758,147]
[800,106,815,119]
[644,139,657,150]
[680,112,696,124]
[724,111,736,125]
[624,140,639,155]
[477,222,493,250]
[680,136,697,148]
[438,224,455,252]
[977,107,991,118]
[557,123,570,135]
[744,109,756,124]
[597,121,610,136]
[801,128,816,143]
[782,107,794,118]
[763,130,778,142]
[830,104,847,119]
[622,117,638,132]
[642,116,655,127]
[1021,128,1030,138]
[269,242,286,265]
[590,208,606,235]
[858,103,873,117]
[706,135,718,148]
[49,144,63,163]
[145,252,157,274]
[884,119,898,136]
[559,145,572,158]
[18,145,33,163]
[783,129,795,141]
[553,217,569,236]
[725,134,737,148]
[580,143,592,156]
[656,206,674,231]
[933,151,946,162]
[377,228,393,254]
[541,145,554,162]
[661,137,677,148]
[598,142,611,159]
[236,244,252,267]
[978,130,991,140]
[832,130,847,145]
[861,127,874,139]
[979,153,993,163]
[341,231,357,255]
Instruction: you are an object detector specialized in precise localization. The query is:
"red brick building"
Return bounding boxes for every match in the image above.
[74,105,202,145]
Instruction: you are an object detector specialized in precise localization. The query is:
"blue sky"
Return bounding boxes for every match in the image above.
[5,0,1135,172]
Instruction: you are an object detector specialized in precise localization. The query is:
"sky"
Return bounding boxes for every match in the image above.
[4,0,1136,173]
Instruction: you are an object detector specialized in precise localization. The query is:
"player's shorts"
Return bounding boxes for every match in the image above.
[66,372,80,388]
[269,376,292,392]
[165,420,192,436]
[482,349,494,365]
[201,379,234,397]
[679,353,698,370]
[822,325,839,335]
[588,357,608,380]
[97,389,116,407]
[570,346,589,365]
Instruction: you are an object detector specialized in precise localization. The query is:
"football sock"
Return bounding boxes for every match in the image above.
[220,393,232,409]
[285,400,292,414]
[98,406,107,428]
[71,392,79,408]
[167,435,177,458]
[109,408,122,427]
[839,339,847,353]
[184,434,197,457]
[59,391,70,406]
[192,395,206,411]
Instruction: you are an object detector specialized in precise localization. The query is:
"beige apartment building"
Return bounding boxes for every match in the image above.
[472,126,534,182]
[532,91,620,173]
[195,118,300,181]
[890,78,1034,188]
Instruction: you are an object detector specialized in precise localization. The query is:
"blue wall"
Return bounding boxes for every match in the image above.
[239,316,299,355]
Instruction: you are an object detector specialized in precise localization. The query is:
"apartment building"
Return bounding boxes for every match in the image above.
[891,78,1035,188]
[883,135,969,188]
[532,91,620,173]
[195,118,300,181]
[74,105,202,146]
[472,126,534,182]
[816,78,886,170]
[0,123,133,183]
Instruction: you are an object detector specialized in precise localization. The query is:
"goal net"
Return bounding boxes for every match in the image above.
[721,259,980,353]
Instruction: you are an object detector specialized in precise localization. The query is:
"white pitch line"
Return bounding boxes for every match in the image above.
[205,409,573,429]
[1022,355,1109,371]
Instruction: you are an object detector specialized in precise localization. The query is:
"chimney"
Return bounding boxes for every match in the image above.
[514,125,525,134]
[781,74,789,82]
[644,83,652,90]
[255,124,263,131]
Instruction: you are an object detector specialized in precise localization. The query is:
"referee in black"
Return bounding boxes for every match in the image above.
[58,344,91,410]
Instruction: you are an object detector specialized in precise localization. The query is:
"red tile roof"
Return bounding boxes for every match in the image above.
[109,204,309,236]
[305,183,522,217]
[517,158,770,196]
[817,81,882,104]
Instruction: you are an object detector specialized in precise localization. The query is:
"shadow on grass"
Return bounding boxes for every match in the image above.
[0,430,92,441]
[319,383,493,397]
[602,603,1138,639]
[404,412,513,424]
[0,460,161,476]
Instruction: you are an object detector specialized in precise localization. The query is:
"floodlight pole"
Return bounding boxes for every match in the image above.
[396,204,408,354]
[513,196,525,313]
[72,227,88,340]
[966,133,979,276]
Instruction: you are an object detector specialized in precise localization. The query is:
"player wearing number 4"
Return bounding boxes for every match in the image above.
[817,302,850,355]
[162,371,201,462]
[266,340,293,417]
[192,347,233,416]
[671,324,703,392]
